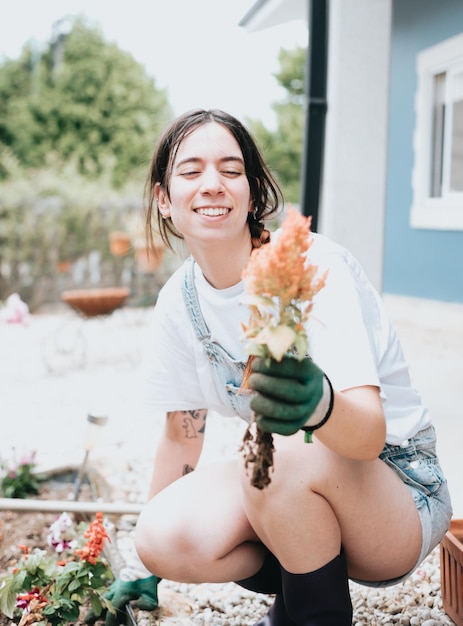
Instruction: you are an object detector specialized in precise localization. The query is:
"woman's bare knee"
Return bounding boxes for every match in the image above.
[134,498,196,580]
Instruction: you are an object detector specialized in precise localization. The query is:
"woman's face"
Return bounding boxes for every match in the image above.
[155,122,253,250]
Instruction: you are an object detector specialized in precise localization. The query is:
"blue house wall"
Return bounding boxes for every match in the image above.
[383,0,463,303]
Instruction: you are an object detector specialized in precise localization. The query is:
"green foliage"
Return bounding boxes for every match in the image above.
[275,46,306,103]
[0,513,114,624]
[0,16,172,187]
[0,16,172,308]
[248,46,306,204]
[0,162,144,308]
[0,452,40,499]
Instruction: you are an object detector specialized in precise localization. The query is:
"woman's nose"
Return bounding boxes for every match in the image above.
[200,167,224,194]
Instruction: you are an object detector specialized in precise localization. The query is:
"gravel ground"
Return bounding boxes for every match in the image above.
[114,518,454,626]
[1,296,462,625]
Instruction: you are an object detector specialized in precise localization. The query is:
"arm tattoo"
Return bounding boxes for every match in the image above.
[166,410,207,477]
[181,409,207,439]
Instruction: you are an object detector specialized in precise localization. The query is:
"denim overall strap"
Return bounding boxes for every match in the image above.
[182,257,217,360]
[181,257,253,422]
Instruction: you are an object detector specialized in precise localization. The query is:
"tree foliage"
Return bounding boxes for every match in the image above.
[0,17,172,186]
[248,46,306,204]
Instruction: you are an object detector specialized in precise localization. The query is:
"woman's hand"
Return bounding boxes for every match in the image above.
[85,575,160,625]
[248,356,332,436]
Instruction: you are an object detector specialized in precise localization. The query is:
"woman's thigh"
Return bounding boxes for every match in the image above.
[135,458,264,582]
[240,433,424,582]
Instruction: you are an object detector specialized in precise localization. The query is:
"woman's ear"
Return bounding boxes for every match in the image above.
[155,183,171,218]
[248,192,255,215]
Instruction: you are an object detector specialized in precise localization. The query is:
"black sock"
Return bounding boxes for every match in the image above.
[237,552,296,625]
[281,552,352,625]
[236,551,282,594]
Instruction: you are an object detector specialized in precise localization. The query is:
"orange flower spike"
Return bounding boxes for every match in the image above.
[75,512,109,564]
[241,205,327,363]
[243,206,315,307]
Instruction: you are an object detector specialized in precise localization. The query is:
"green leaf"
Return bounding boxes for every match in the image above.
[241,294,276,310]
[254,325,296,362]
[61,560,81,574]
[59,604,80,621]
[293,332,309,359]
[245,343,268,358]
[0,577,18,618]
[68,577,81,591]
[89,593,104,617]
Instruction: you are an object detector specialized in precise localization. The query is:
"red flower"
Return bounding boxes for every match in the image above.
[17,545,30,559]
[16,587,47,611]
[74,512,110,565]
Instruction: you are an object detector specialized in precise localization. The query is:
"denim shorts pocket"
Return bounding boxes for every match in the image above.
[381,444,445,498]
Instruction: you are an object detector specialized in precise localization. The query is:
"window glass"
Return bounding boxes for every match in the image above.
[430,72,446,197]
[450,71,463,192]
[411,33,463,230]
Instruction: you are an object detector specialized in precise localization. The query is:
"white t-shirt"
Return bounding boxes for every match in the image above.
[142,233,431,445]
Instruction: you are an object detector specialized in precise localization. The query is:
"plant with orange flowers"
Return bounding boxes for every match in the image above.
[240,206,327,488]
[0,512,114,625]
[241,205,326,363]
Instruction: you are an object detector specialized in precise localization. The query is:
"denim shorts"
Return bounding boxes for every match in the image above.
[353,425,453,588]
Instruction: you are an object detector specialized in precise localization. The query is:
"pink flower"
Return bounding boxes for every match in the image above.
[47,512,77,553]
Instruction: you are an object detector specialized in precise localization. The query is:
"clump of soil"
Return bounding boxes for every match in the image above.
[240,424,275,489]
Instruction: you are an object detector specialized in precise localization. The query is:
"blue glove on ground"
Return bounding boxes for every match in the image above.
[248,356,332,436]
[85,575,160,626]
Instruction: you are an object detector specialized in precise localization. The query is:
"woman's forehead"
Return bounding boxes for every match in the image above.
[174,122,243,162]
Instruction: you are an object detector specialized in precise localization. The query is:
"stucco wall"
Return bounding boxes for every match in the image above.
[383,0,463,302]
[319,0,391,293]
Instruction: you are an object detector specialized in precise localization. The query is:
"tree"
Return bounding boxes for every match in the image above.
[0,17,172,186]
[248,46,306,204]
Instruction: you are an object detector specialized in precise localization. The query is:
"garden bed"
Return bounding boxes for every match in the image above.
[0,468,139,626]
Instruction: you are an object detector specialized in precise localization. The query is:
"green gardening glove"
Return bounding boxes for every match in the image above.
[85,575,161,626]
[248,356,333,436]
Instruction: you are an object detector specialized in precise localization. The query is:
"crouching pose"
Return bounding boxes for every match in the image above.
[131,109,452,626]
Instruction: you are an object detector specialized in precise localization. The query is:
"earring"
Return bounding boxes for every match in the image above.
[253,207,258,219]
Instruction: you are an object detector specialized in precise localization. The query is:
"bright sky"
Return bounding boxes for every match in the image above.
[0,0,307,128]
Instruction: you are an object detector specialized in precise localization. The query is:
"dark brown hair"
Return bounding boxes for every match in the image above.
[144,109,283,252]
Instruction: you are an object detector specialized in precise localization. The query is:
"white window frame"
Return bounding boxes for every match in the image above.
[411,32,463,231]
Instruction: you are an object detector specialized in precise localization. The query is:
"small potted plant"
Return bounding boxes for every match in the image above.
[108,231,132,257]
[125,212,165,274]
[133,233,165,274]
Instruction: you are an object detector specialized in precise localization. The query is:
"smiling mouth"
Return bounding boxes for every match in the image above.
[195,207,230,217]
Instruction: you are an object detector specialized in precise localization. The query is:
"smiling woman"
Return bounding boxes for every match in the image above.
[145,109,281,290]
[155,123,253,285]
[107,108,455,626]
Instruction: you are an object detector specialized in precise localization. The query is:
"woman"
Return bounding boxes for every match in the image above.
[134,109,452,626]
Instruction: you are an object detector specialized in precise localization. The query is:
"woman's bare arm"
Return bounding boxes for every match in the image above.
[317,386,386,461]
[148,409,207,498]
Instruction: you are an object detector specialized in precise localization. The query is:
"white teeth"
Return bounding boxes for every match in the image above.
[196,207,229,216]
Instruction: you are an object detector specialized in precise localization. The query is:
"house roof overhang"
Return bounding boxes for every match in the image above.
[239,0,306,32]
[239,0,327,229]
